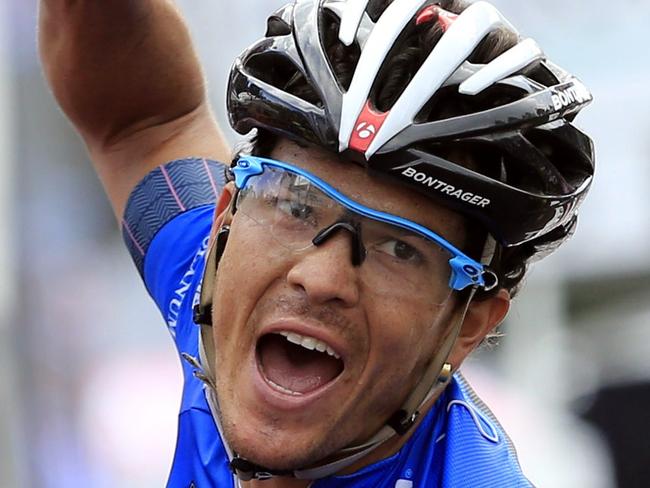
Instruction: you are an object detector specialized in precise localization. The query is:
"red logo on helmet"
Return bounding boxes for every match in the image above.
[415,5,459,31]
[348,101,389,154]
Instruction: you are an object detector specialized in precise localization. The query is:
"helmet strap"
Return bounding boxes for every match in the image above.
[193,225,231,326]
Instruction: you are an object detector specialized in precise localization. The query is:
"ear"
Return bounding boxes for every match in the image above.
[209,181,236,243]
[447,288,510,367]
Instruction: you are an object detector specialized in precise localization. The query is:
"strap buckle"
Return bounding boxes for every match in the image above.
[229,456,290,481]
[192,304,212,325]
[387,409,420,436]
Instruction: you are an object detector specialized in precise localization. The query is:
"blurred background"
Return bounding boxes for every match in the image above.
[1,0,649,486]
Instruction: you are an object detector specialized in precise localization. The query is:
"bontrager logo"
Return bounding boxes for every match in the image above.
[401,167,490,208]
[355,121,377,140]
[551,80,591,111]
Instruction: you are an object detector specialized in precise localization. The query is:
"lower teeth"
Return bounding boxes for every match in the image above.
[267,378,304,396]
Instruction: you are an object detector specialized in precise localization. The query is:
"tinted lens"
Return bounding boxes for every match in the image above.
[236,167,453,302]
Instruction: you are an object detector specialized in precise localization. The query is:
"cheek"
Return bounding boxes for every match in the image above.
[353,311,430,424]
[366,295,446,380]
[210,223,286,352]
[357,297,450,424]
[378,294,445,343]
[214,220,286,305]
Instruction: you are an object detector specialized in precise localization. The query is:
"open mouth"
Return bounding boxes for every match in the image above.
[257,332,344,396]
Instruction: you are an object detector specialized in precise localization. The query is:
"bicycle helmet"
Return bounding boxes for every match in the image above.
[228,0,594,255]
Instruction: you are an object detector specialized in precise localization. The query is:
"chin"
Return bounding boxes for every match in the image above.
[221,417,344,472]
[229,440,325,472]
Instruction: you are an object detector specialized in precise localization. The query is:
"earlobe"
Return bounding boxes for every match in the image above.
[209,182,236,243]
[448,288,511,367]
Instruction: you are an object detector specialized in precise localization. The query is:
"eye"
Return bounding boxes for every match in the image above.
[277,198,316,223]
[374,239,423,263]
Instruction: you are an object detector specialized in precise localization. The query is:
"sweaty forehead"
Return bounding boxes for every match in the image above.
[269,139,467,243]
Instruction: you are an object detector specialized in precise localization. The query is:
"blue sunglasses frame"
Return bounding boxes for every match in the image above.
[232,156,496,291]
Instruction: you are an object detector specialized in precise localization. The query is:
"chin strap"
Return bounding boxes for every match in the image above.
[191,224,487,481]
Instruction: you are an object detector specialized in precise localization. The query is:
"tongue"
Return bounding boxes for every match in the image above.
[258,334,343,394]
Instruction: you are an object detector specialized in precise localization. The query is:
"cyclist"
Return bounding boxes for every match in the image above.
[39,0,594,486]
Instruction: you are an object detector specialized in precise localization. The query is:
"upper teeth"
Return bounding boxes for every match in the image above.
[279,332,341,359]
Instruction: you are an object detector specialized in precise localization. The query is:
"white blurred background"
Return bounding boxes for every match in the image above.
[1,1,649,486]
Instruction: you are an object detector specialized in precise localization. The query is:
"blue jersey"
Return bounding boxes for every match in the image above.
[122,158,533,488]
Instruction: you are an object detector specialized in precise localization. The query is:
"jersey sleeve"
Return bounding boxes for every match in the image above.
[121,158,227,332]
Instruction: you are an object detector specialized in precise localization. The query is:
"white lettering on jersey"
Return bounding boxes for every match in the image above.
[167,235,210,336]
[395,480,413,488]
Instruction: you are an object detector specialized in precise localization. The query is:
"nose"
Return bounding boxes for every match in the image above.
[286,230,361,307]
[312,220,366,266]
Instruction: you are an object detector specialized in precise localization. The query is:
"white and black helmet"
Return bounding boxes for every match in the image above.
[228,0,595,257]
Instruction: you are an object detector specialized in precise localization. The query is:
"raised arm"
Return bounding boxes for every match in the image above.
[39,0,230,218]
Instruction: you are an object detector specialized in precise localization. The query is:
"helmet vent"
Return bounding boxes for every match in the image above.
[413,83,523,126]
[371,20,438,112]
[521,61,561,89]
[321,9,361,92]
[523,128,593,190]
[366,0,392,22]
[246,53,324,108]
[266,16,292,37]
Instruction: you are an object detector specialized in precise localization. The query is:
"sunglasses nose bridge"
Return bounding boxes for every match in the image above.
[311,220,367,266]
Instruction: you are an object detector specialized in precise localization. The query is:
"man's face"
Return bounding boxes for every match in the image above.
[209,139,469,470]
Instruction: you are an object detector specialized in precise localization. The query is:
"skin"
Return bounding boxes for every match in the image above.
[39,3,509,486]
[209,139,510,488]
[38,0,229,219]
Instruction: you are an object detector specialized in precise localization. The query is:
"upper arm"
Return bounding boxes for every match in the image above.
[89,102,230,219]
